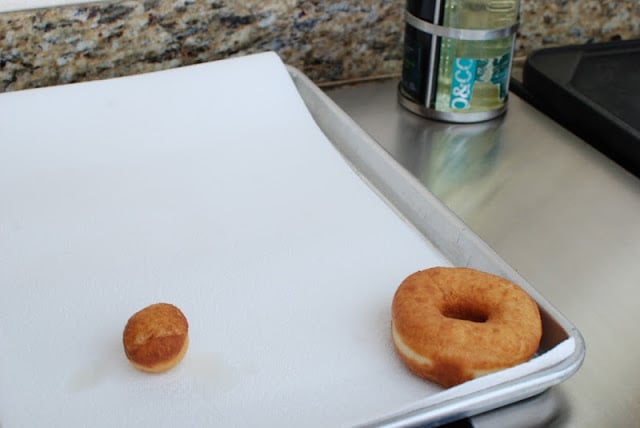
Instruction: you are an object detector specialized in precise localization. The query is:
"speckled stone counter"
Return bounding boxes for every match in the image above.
[1,0,639,92]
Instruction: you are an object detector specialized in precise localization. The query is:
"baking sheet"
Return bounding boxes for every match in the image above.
[0,52,583,427]
[291,66,584,426]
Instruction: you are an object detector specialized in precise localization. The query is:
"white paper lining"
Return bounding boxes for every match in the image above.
[0,52,568,427]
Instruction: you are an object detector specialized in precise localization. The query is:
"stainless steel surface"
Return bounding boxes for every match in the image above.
[292,67,583,427]
[470,389,568,428]
[326,80,640,427]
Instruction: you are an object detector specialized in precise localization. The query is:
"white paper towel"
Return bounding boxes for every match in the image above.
[0,52,572,427]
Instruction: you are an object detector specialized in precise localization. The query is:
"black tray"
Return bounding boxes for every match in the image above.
[517,39,640,178]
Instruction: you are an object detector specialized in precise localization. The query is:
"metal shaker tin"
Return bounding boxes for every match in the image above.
[399,0,519,123]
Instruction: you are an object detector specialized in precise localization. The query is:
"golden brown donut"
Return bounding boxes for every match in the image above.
[391,267,542,387]
[123,303,189,373]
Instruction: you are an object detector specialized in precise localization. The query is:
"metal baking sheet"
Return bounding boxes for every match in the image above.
[0,53,584,427]
[289,66,585,427]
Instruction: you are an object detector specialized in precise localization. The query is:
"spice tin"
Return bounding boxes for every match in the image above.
[399,0,519,123]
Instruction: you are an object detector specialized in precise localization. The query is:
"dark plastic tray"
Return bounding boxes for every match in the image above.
[519,39,640,178]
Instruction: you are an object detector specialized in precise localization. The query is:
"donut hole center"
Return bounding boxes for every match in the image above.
[441,304,488,323]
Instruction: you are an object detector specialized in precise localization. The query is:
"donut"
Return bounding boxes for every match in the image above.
[391,267,542,387]
[123,303,189,373]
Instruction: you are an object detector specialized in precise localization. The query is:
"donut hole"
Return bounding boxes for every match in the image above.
[441,304,488,323]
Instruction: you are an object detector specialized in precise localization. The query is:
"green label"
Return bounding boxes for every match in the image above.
[449,52,511,110]
[450,58,478,110]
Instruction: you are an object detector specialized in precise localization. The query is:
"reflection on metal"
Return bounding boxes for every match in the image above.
[422,119,502,194]
[400,115,504,216]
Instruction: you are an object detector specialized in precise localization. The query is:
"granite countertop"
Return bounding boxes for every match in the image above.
[1,0,639,93]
